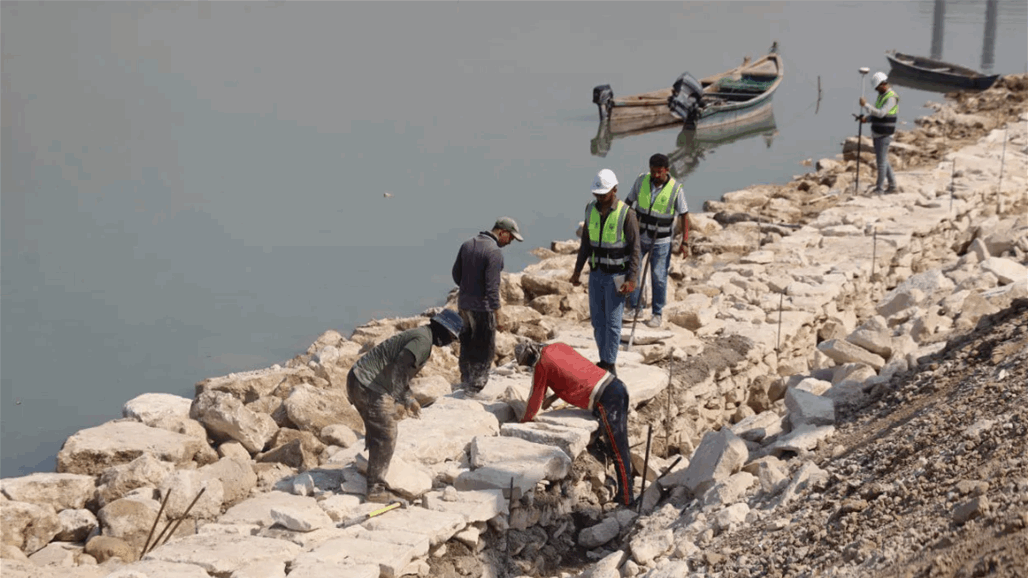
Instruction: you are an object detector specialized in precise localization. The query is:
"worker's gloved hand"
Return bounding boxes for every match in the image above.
[405,400,421,419]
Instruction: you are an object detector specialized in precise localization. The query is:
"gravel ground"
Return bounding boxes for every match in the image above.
[693,298,1028,578]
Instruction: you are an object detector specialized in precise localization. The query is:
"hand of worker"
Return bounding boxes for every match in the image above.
[859,96,867,107]
[406,400,421,419]
[619,279,636,295]
[570,272,581,286]
[679,242,690,258]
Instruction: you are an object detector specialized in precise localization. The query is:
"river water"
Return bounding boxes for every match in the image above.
[3,1,1026,477]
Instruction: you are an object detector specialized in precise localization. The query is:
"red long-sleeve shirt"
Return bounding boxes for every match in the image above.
[521,343,614,422]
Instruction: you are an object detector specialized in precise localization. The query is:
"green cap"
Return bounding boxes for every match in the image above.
[494,217,524,241]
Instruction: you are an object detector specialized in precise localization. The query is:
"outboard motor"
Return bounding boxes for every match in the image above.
[592,84,614,120]
[667,72,704,123]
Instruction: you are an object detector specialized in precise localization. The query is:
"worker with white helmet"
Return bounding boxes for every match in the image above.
[859,71,900,194]
[570,169,641,375]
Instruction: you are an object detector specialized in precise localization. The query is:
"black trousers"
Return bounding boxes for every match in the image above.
[346,370,396,487]
[592,379,633,505]
[458,309,496,393]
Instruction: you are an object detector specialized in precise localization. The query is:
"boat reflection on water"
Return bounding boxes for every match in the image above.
[670,110,777,180]
[591,109,778,181]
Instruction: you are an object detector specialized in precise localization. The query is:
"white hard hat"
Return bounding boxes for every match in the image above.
[591,168,618,195]
[871,71,888,88]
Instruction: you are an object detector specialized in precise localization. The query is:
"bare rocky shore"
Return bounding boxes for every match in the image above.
[2,76,1026,578]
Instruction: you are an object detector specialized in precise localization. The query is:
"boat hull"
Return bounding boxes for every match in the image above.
[885,51,999,90]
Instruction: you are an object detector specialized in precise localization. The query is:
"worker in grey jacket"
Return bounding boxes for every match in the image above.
[347,310,461,502]
[451,217,523,393]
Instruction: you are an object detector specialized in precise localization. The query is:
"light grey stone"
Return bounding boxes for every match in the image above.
[1,473,96,511]
[0,501,61,555]
[817,339,886,370]
[270,500,333,532]
[57,421,212,476]
[190,391,278,454]
[662,429,748,497]
[123,393,193,424]
[55,508,98,542]
[143,534,302,577]
[629,529,673,565]
[578,517,619,548]
[785,388,835,427]
[980,257,1027,285]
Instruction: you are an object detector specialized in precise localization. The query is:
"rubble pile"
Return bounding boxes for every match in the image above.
[1,76,1026,578]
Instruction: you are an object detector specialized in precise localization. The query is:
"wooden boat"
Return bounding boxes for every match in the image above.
[885,51,999,90]
[592,45,784,133]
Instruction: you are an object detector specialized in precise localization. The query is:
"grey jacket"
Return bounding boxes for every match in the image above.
[452,231,504,312]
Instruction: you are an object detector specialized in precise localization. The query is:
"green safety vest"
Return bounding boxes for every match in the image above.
[636,174,677,239]
[586,200,629,272]
[871,89,899,136]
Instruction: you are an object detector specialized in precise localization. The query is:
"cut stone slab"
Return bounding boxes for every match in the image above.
[500,421,592,460]
[469,435,571,481]
[270,501,334,532]
[534,408,600,434]
[362,507,466,547]
[422,488,507,524]
[980,257,1028,285]
[56,421,211,476]
[292,536,418,578]
[100,560,213,578]
[142,534,302,577]
[220,491,322,528]
[817,339,886,370]
[392,397,499,465]
[285,560,379,578]
[619,326,675,345]
[339,525,431,559]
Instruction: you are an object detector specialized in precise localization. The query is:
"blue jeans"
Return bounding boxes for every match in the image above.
[629,240,671,315]
[873,135,895,190]
[588,270,626,366]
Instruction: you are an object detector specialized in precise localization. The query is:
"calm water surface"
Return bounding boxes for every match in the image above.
[3,1,1026,477]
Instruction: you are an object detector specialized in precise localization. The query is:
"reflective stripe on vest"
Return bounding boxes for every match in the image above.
[636,174,677,239]
[871,90,898,136]
[586,200,629,272]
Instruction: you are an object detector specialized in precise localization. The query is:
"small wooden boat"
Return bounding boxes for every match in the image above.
[593,45,784,133]
[885,51,999,90]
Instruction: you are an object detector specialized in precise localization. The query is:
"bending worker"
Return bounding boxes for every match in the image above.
[570,169,641,375]
[624,153,690,328]
[514,341,634,506]
[859,71,900,194]
[347,310,462,503]
[451,217,523,394]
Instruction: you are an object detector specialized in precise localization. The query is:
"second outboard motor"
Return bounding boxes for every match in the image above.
[593,84,614,120]
[667,72,704,123]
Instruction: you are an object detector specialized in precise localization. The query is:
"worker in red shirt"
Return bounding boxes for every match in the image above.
[514,341,634,506]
